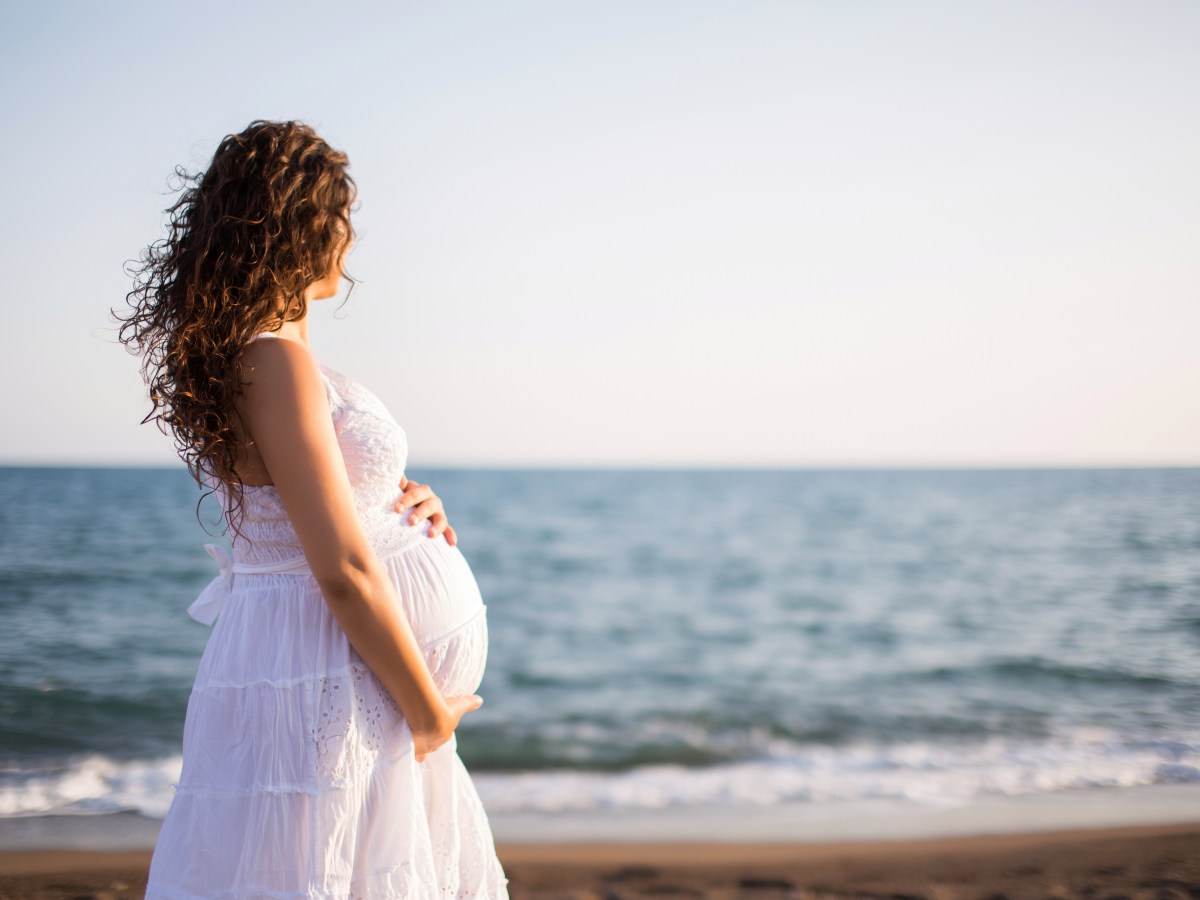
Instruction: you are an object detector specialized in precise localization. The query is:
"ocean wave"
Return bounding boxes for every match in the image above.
[473,727,1200,812]
[2,727,1195,820]
[0,754,182,819]
[911,656,1184,688]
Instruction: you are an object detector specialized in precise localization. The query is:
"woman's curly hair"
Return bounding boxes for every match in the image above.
[116,120,357,532]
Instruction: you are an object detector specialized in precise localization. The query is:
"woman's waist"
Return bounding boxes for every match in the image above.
[192,510,476,627]
[212,540,481,635]
[228,517,437,572]
[227,523,478,611]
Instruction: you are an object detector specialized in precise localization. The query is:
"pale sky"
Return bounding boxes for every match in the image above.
[1,0,1196,467]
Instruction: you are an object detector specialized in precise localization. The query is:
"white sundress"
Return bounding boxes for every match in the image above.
[146,333,509,899]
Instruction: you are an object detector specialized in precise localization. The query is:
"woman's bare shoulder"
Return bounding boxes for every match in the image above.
[239,335,320,386]
[234,338,333,432]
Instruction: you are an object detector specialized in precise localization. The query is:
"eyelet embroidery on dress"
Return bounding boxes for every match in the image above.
[312,678,350,787]
[312,664,406,787]
[310,614,489,789]
[355,666,399,753]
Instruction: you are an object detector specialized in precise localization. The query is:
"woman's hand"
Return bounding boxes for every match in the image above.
[411,693,483,762]
[394,476,458,546]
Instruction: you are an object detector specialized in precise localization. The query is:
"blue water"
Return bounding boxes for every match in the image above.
[1,466,1198,829]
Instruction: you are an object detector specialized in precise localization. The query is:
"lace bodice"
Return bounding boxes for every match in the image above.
[212,349,425,568]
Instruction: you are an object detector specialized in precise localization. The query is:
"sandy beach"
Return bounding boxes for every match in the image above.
[1,822,1197,899]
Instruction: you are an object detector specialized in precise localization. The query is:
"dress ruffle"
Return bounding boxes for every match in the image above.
[148,540,504,899]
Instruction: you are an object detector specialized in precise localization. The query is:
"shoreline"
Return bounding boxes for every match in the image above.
[5,782,1199,852]
[1,822,1198,898]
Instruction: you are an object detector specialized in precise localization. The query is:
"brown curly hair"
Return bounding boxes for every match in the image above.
[117,119,357,532]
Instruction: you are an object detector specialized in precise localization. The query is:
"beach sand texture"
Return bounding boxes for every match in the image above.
[0,824,1197,900]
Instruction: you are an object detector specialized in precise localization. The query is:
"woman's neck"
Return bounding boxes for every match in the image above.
[272,316,309,347]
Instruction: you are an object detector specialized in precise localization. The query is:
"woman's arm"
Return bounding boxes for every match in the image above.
[235,337,479,761]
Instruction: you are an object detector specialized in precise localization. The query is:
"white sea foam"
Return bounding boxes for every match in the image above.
[474,728,1200,813]
[0,754,181,819]
[1,727,1196,822]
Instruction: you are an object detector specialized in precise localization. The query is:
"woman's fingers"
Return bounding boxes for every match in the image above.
[406,498,443,527]
[394,478,456,544]
[393,479,432,513]
[412,695,482,762]
[395,481,443,525]
[421,513,457,544]
[447,694,484,720]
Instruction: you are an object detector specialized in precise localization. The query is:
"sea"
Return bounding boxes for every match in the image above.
[1,466,1198,849]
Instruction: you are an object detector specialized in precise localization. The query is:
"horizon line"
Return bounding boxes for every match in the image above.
[1,460,1198,473]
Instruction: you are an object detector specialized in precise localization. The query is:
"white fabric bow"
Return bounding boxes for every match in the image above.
[187,543,233,626]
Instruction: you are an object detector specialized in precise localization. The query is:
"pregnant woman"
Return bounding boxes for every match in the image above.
[117,120,508,897]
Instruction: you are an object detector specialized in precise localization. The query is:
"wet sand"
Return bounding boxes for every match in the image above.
[0,822,1197,899]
